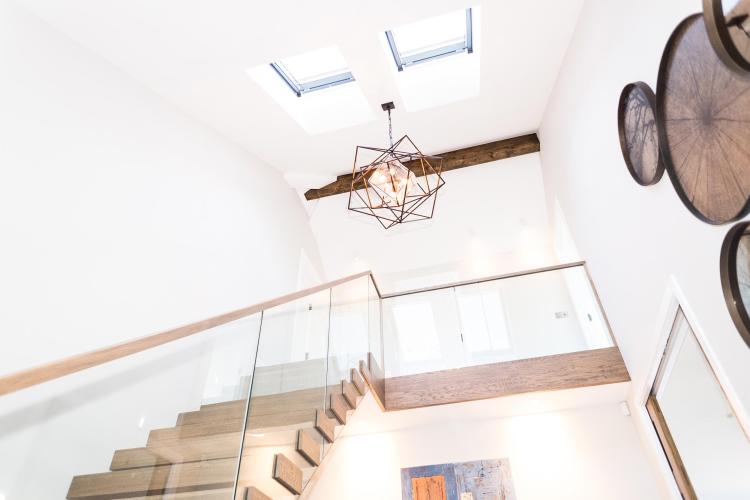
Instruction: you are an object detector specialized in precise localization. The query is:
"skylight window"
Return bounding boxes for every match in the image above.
[379,7,481,111]
[385,8,473,71]
[247,45,373,134]
[270,46,355,97]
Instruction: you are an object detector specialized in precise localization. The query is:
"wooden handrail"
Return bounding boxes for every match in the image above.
[0,270,376,397]
[380,261,587,298]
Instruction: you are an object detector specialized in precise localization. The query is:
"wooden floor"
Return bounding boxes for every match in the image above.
[384,347,630,411]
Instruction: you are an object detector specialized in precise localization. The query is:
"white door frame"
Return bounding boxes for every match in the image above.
[629,275,750,499]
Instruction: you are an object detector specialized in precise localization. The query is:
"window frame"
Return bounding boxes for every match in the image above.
[269,62,355,97]
[385,8,474,72]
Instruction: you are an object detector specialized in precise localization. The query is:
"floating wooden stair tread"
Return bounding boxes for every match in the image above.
[272,454,303,495]
[351,367,366,395]
[148,413,316,451]
[342,380,361,408]
[247,387,328,416]
[127,489,235,499]
[329,393,351,424]
[77,443,314,498]
[177,403,245,426]
[177,387,327,427]
[244,487,272,500]
[67,458,237,499]
[119,423,321,471]
[148,420,245,447]
[359,360,373,387]
[296,429,322,467]
[315,409,337,443]
[112,432,243,471]
[111,447,171,471]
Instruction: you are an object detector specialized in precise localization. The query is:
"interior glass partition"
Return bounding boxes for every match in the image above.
[381,264,613,377]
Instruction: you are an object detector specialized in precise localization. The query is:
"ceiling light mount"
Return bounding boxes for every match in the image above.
[348,102,445,229]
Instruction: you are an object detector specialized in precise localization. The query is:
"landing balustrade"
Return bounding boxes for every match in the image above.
[0,262,626,499]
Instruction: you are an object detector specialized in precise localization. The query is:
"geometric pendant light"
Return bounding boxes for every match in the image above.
[348,102,445,229]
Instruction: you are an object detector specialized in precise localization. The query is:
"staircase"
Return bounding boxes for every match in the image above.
[66,364,369,499]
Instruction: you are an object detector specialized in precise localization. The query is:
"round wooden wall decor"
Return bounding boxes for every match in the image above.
[656,14,750,225]
[720,221,750,348]
[617,82,665,186]
[703,0,750,74]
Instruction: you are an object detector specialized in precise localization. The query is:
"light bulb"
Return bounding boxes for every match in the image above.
[366,159,416,208]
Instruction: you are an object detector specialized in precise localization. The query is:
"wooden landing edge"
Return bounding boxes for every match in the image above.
[360,354,386,411]
[384,347,630,411]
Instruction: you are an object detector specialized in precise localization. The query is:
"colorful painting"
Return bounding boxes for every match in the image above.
[401,459,516,500]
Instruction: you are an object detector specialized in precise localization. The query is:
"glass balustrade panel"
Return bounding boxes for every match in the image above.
[235,289,331,497]
[382,265,613,377]
[0,313,263,500]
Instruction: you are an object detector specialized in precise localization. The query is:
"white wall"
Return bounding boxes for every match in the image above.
[538,0,750,494]
[0,1,321,497]
[309,153,558,294]
[0,0,321,375]
[306,394,662,500]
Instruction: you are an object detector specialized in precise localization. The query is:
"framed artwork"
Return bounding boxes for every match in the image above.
[401,459,516,500]
[656,14,750,225]
[617,81,664,186]
[720,221,750,348]
[703,0,750,74]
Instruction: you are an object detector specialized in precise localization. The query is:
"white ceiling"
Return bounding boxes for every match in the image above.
[17,0,584,182]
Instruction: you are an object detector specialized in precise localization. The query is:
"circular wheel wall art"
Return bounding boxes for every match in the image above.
[703,0,750,74]
[617,82,665,186]
[656,14,750,225]
[720,221,750,348]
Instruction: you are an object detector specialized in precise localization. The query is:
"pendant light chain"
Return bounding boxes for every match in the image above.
[388,108,394,147]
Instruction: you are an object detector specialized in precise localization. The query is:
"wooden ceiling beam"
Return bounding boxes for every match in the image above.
[303,132,540,201]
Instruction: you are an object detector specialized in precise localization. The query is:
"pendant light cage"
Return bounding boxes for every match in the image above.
[348,105,445,229]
